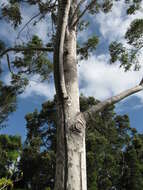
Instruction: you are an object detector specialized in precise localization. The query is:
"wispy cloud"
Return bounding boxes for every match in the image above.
[77,0,143,110]
[96,0,143,43]
[78,54,143,102]
[1,0,143,108]
[20,75,55,99]
[4,73,55,100]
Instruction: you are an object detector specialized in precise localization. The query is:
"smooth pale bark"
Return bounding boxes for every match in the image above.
[58,0,71,98]
[84,84,143,121]
[54,27,87,190]
[54,0,87,189]
[64,30,87,190]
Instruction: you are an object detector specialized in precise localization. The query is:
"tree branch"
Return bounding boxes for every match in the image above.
[84,80,143,121]
[57,0,71,98]
[0,47,53,57]
[17,12,41,39]
[6,54,14,75]
[70,0,86,26]
[72,0,97,28]
[0,184,8,190]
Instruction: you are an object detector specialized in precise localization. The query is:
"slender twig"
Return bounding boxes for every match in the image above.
[6,54,14,75]
[0,184,7,190]
[0,175,23,190]
[17,0,58,39]
[70,0,86,26]
[0,47,53,57]
[17,12,41,39]
[26,25,31,40]
[72,0,97,28]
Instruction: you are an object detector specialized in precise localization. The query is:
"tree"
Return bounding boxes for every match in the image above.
[20,107,56,190]
[0,0,143,189]
[0,134,22,189]
[20,96,143,190]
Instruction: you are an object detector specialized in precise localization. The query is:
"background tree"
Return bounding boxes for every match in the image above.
[17,96,143,190]
[0,1,143,189]
[0,134,22,189]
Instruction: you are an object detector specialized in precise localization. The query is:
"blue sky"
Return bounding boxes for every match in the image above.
[0,0,143,141]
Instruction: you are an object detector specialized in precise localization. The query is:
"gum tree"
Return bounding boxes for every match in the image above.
[0,0,143,190]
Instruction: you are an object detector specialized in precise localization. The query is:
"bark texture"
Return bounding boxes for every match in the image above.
[54,30,87,190]
[54,1,87,190]
[53,1,143,189]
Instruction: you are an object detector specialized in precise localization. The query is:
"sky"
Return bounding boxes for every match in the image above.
[0,0,143,141]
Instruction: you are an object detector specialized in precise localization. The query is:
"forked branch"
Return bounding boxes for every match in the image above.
[84,79,143,121]
[17,12,41,39]
[70,0,86,26]
[72,0,97,28]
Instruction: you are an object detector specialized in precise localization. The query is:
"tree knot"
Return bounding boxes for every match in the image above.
[70,112,86,134]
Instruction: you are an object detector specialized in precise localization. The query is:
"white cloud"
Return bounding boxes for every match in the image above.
[96,0,143,43]
[0,2,51,45]
[1,0,143,107]
[19,7,51,43]
[3,72,11,85]
[77,0,143,109]
[78,54,143,103]
[0,0,8,5]
[20,75,55,100]
[3,73,55,100]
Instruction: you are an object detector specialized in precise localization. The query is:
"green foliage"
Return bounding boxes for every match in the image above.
[13,35,53,81]
[0,0,142,74]
[88,0,142,15]
[11,74,29,92]
[0,84,17,126]
[78,35,99,59]
[85,98,143,190]
[125,19,143,48]
[120,141,143,190]
[109,42,125,62]
[2,2,22,28]
[109,18,143,71]
[0,177,13,189]
[78,20,90,32]
[0,1,143,189]
[0,73,29,127]
[109,41,141,71]
[126,0,142,14]
[0,135,22,190]
[102,0,113,13]
[88,0,113,15]
[20,141,55,189]
[0,97,143,190]
[19,100,56,189]
[18,96,143,190]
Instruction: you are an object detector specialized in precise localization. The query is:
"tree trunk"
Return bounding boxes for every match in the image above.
[54,26,87,190]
